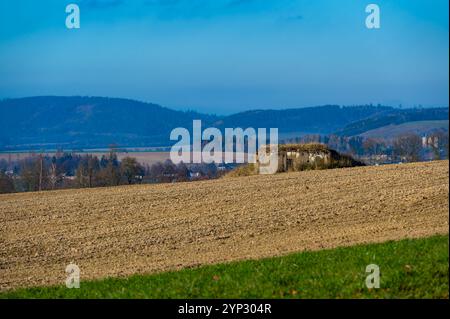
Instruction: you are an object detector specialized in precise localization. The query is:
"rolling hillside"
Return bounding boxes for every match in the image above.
[360,120,449,139]
[1,97,447,151]
[215,105,393,134]
[0,97,393,151]
[0,161,448,291]
[0,96,217,150]
[336,108,449,137]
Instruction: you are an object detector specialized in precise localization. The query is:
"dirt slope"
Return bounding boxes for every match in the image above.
[0,161,448,291]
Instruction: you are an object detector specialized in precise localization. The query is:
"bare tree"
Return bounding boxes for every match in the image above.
[428,130,449,160]
[150,162,164,183]
[176,162,190,182]
[393,134,422,162]
[49,160,57,190]
[106,148,121,186]
[38,154,43,191]
[20,156,49,192]
[363,138,386,156]
[0,171,15,194]
[162,160,177,183]
[120,157,142,184]
[87,156,100,187]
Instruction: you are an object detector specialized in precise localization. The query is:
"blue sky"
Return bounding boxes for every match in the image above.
[0,0,448,114]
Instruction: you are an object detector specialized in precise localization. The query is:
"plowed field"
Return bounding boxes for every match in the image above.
[1,161,448,291]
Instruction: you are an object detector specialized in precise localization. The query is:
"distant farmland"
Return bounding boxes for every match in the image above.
[360,120,449,139]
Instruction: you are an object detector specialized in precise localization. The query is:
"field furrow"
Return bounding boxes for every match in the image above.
[0,161,448,291]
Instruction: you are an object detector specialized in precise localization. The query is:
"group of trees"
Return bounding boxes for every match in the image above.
[0,150,222,194]
[1,129,448,194]
[0,150,141,193]
[282,130,449,163]
[74,153,144,188]
[282,134,378,157]
[0,170,15,193]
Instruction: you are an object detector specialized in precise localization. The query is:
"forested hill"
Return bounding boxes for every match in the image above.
[335,107,449,136]
[217,105,393,133]
[0,96,446,150]
[0,96,217,150]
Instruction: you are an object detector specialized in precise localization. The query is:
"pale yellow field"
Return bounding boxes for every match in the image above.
[0,161,448,291]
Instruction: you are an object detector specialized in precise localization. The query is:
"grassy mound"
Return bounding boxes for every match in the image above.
[225,163,258,177]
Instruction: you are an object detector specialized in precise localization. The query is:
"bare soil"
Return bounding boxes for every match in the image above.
[0,161,448,291]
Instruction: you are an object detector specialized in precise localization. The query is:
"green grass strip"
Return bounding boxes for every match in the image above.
[1,235,448,299]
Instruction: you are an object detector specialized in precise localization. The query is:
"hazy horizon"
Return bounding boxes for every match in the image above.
[1,94,448,116]
[0,0,448,114]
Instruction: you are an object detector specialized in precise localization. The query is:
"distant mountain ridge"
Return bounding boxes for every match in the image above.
[218,105,393,133]
[0,96,447,151]
[335,108,449,136]
[0,96,217,150]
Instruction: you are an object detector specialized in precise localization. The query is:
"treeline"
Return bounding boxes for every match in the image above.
[1,130,448,194]
[0,150,222,194]
[282,130,449,163]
